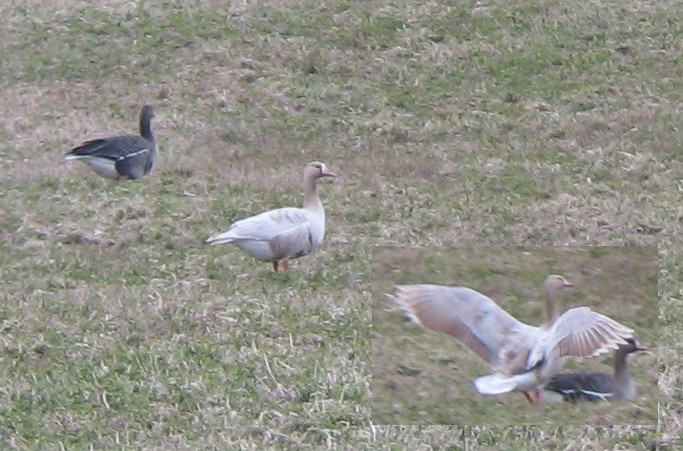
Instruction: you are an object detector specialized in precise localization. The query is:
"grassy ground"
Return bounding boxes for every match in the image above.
[0,0,681,449]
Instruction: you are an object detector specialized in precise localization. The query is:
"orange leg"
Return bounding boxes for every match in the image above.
[523,392,534,404]
[272,260,290,272]
[523,390,542,406]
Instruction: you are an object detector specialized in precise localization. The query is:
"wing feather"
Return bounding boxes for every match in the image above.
[388,284,539,369]
[67,135,150,160]
[546,307,633,359]
[207,207,321,261]
[209,208,310,242]
[115,147,151,179]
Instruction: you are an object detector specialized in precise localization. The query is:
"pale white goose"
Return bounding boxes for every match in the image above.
[388,275,635,405]
[542,337,647,403]
[64,105,157,180]
[206,161,336,272]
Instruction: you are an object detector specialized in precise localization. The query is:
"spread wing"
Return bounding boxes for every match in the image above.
[388,284,540,370]
[543,307,633,360]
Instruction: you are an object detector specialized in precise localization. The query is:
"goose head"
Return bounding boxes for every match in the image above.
[543,274,574,326]
[543,274,574,293]
[301,161,336,212]
[140,105,155,123]
[617,337,647,355]
[305,161,337,180]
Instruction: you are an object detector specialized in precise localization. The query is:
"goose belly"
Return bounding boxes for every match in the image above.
[84,157,119,179]
[474,371,541,395]
[233,240,277,262]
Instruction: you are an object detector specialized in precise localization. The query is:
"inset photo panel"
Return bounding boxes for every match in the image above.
[371,246,658,425]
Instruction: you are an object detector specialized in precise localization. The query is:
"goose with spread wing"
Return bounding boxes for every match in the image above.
[206,161,336,272]
[64,105,157,180]
[542,337,647,403]
[388,275,635,405]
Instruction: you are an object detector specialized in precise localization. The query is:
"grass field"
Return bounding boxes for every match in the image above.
[0,0,681,449]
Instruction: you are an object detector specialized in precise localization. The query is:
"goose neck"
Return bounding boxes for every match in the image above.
[614,354,635,399]
[140,115,155,144]
[544,287,558,327]
[302,175,322,211]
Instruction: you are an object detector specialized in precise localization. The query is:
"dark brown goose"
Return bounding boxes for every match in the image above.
[542,338,647,403]
[65,105,157,180]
